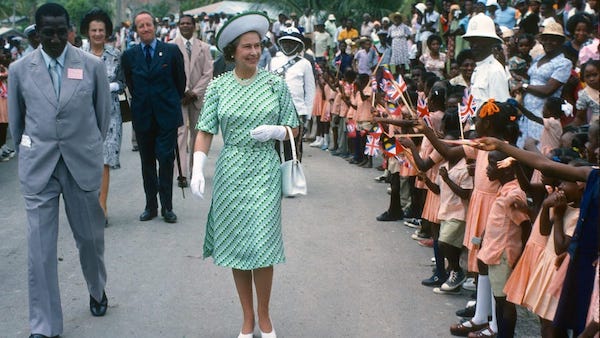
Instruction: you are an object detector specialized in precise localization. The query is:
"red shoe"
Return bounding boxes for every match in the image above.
[418,238,434,247]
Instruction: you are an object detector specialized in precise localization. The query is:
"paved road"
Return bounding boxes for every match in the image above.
[0,123,539,337]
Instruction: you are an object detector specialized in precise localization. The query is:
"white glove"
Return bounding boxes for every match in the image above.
[250,125,287,142]
[109,82,120,92]
[190,151,207,199]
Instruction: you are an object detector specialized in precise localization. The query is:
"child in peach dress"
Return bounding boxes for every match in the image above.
[477,150,531,338]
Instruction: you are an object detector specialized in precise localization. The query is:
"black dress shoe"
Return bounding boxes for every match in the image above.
[162,210,177,223]
[29,334,59,338]
[90,291,108,317]
[139,209,157,221]
[376,211,403,221]
[177,176,188,188]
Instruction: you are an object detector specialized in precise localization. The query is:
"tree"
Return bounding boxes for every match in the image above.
[59,0,113,30]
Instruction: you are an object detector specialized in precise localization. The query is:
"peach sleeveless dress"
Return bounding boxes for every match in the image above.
[504,209,549,306]
[463,147,501,273]
[521,206,578,320]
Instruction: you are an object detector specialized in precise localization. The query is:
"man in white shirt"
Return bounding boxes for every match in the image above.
[360,13,375,37]
[298,9,316,38]
[270,27,316,159]
[462,14,509,108]
[313,23,332,62]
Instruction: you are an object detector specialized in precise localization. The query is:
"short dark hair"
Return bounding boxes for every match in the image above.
[179,14,196,25]
[80,8,113,37]
[566,13,593,35]
[456,49,474,66]
[426,34,443,48]
[35,3,70,28]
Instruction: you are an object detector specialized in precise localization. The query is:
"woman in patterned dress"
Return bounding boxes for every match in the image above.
[189,12,300,338]
[388,12,412,76]
[80,9,124,223]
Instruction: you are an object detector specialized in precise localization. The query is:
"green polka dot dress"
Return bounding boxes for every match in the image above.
[196,69,299,270]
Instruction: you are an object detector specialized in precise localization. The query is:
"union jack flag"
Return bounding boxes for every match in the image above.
[459,88,477,123]
[382,67,395,81]
[380,79,400,103]
[396,74,407,93]
[417,96,432,127]
[364,135,380,156]
[371,76,378,93]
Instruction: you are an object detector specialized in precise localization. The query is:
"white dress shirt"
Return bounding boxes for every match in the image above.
[470,54,510,109]
[270,53,316,118]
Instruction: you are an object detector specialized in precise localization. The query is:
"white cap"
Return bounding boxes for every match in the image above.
[462,13,503,43]
[328,14,336,21]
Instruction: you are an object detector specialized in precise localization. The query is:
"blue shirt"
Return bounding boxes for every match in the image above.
[495,6,517,29]
[141,39,158,59]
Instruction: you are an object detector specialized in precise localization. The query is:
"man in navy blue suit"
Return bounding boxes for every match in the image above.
[122,11,186,223]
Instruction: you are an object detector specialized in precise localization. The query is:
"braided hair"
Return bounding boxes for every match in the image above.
[476,99,520,145]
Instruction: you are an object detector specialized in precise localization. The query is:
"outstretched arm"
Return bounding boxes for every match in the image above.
[476,137,592,182]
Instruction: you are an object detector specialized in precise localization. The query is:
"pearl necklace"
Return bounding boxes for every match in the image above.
[233,70,257,86]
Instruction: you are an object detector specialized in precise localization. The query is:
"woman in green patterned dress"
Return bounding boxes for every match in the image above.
[189,12,300,338]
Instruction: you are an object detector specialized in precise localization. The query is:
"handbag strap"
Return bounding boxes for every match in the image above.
[278,126,297,162]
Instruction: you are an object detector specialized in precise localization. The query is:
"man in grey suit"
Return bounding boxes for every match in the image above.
[171,14,213,186]
[8,4,111,338]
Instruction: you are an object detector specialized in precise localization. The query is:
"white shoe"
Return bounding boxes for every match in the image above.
[309,137,323,147]
[462,277,476,291]
[260,328,276,338]
[238,332,253,338]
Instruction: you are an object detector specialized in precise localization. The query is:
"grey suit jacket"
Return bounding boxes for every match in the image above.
[171,36,213,112]
[8,43,111,195]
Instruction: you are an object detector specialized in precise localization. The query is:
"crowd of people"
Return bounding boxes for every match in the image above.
[0,0,598,337]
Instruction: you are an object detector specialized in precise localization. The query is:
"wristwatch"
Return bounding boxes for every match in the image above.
[522,83,529,91]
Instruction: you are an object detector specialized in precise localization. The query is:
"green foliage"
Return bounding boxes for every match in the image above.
[144,0,171,20]
[58,0,113,29]
[250,0,407,22]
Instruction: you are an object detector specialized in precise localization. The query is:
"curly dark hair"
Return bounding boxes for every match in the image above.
[426,34,443,48]
[566,13,593,36]
[80,8,113,37]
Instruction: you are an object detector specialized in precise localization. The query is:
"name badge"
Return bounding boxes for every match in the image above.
[67,68,83,80]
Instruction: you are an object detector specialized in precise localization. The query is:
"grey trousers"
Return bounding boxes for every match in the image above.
[24,158,106,336]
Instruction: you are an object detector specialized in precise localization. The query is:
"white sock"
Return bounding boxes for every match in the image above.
[489,295,498,333]
[471,275,492,325]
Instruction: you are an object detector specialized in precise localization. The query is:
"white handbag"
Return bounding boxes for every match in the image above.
[279,126,307,197]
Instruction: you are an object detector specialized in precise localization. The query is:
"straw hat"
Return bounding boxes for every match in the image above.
[216,11,269,52]
[540,21,565,37]
[462,13,503,42]
[390,12,402,21]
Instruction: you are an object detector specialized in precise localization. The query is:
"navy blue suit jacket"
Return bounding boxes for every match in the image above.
[122,40,186,132]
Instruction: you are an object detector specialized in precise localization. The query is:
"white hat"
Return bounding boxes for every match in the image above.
[328,14,336,21]
[24,24,36,36]
[216,11,269,52]
[278,27,304,45]
[415,3,427,14]
[499,26,514,38]
[462,13,503,43]
[486,0,499,7]
[382,16,390,23]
